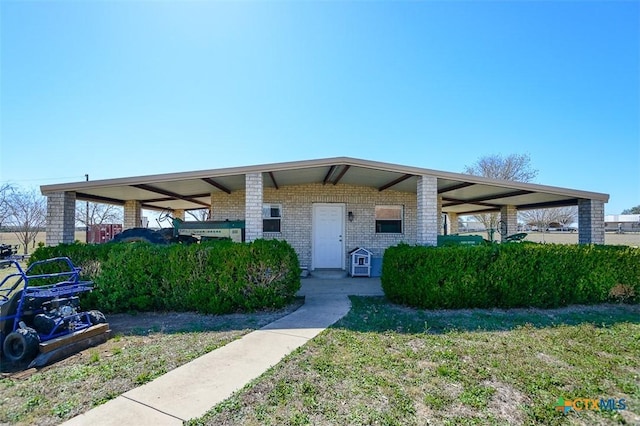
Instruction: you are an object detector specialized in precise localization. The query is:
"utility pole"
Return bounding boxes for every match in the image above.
[85,174,89,243]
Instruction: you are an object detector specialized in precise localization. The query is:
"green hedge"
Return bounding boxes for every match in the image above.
[29,239,301,314]
[381,243,640,309]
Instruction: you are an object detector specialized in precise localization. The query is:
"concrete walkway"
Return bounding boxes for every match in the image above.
[62,277,383,426]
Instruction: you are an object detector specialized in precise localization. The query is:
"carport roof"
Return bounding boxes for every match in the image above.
[40,157,609,214]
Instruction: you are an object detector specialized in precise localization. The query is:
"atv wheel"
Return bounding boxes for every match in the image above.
[3,327,40,363]
[88,310,107,325]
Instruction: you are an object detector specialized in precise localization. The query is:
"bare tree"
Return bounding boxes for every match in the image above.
[519,207,577,241]
[186,209,210,221]
[554,207,578,231]
[462,154,538,239]
[0,183,15,228]
[5,188,47,254]
[463,153,538,182]
[519,209,557,242]
[76,202,123,226]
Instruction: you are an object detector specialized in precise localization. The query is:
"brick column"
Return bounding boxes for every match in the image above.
[437,195,444,235]
[124,200,143,229]
[448,212,459,235]
[245,173,263,242]
[500,205,518,242]
[578,199,605,244]
[209,194,215,220]
[46,191,76,246]
[417,175,438,246]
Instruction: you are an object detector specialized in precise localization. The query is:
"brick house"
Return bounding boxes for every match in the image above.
[41,157,608,274]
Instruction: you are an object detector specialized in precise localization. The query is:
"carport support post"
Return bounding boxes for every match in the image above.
[45,191,76,246]
[437,195,444,235]
[417,175,438,246]
[245,173,263,242]
[578,199,605,244]
[124,200,143,230]
[500,205,518,242]
[447,212,459,235]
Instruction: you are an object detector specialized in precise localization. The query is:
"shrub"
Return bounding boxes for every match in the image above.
[382,243,640,309]
[29,239,301,314]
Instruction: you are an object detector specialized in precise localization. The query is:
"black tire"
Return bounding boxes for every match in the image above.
[3,327,40,363]
[156,228,176,243]
[111,228,166,244]
[497,220,508,235]
[177,235,198,244]
[88,310,107,325]
[34,314,57,335]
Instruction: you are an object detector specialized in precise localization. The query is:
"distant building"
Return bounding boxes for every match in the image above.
[604,215,640,232]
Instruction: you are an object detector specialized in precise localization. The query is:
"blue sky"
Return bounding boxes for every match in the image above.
[1,1,638,215]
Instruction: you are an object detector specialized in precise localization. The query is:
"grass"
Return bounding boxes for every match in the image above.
[525,231,640,247]
[0,258,26,278]
[0,231,87,256]
[189,297,639,426]
[459,230,640,247]
[0,301,303,426]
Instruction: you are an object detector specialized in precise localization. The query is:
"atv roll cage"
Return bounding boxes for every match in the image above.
[0,257,108,366]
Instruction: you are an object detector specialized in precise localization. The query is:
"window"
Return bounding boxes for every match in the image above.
[263,203,282,232]
[375,205,403,233]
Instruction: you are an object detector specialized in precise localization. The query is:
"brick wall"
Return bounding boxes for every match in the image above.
[244,173,263,242]
[173,209,185,220]
[437,195,443,235]
[578,199,605,244]
[123,200,142,229]
[447,212,459,234]
[46,191,76,246]
[500,205,518,242]
[416,175,438,246]
[211,183,420,268]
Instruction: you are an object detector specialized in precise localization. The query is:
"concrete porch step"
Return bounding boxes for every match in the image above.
[310,269,349,279]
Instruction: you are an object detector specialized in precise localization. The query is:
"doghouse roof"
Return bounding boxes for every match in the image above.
[40,157,609,214]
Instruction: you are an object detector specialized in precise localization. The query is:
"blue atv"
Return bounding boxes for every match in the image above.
[0,257,109,368]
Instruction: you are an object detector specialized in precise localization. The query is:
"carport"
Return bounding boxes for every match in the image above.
[40,157,608,250]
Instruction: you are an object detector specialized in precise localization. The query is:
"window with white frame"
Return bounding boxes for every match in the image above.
[375,205,403,233]
[263,203,282,232]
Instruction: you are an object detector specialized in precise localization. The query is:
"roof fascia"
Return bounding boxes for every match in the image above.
[40,156,609,203]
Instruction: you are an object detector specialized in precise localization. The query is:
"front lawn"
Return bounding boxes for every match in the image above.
[0,301,303,426]
[191,298,639,425]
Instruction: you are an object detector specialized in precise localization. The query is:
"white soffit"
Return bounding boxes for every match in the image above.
[40,157,608,213]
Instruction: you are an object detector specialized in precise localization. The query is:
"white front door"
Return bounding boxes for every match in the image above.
[312,203,345,269]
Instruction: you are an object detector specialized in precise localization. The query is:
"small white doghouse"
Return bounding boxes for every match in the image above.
[349,247,372,277]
